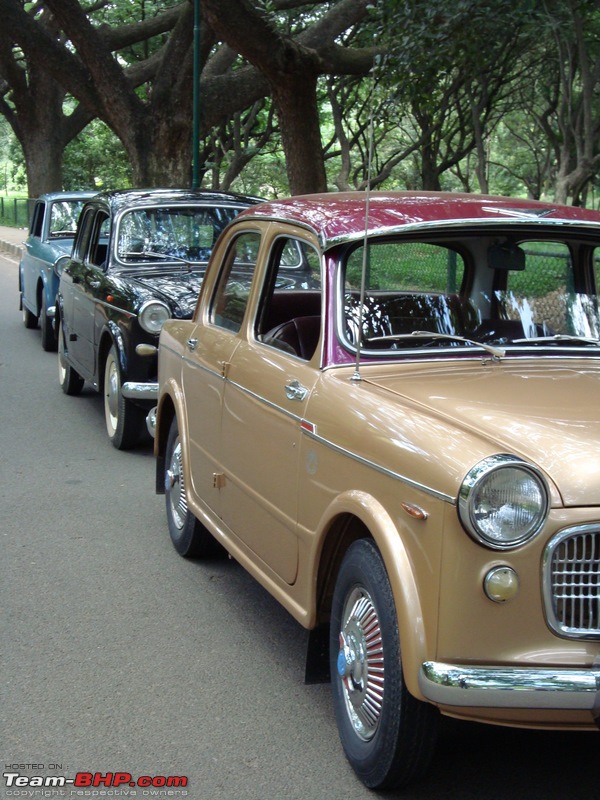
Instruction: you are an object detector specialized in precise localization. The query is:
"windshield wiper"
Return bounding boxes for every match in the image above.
[121,249,193,271]
[365,331,505,360]
[512,334,600,346]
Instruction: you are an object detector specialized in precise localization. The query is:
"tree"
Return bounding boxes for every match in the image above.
[0,0,375,195]
[0,5,94,196]
[533,0,600,204]
[374,0,538,192]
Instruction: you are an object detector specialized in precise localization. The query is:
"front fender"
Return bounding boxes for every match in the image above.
[154,378,188,492]
[315,490,433,701]
[103,320,127,377]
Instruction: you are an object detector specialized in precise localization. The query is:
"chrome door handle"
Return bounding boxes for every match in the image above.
[186,338,198,351]
[285,380,308,401]
[89,280,101,289]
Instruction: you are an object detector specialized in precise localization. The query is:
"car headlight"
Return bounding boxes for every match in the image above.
[53,255,70,277]
[458,455,549,549]
[138,300,171,334]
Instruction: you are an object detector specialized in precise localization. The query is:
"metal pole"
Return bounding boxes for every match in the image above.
[191,0,201,189]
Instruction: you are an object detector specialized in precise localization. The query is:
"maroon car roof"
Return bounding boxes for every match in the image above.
[238,191,600,247]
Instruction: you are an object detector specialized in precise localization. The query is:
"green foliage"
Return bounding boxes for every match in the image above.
[63,120,132,191]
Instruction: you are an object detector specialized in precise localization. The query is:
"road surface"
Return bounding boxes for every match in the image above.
[0,249,597,800]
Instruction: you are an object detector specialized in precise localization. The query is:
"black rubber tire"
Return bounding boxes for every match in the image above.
[164,416,224,558]
[330,538,438,790]
[58,319,84,396]
[22,298,38,329]
[103,344,146,450]
[40,292,58,352]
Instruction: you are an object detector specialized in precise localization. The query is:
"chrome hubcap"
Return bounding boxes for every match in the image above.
[166,439,187,530]
[337,587,384,740]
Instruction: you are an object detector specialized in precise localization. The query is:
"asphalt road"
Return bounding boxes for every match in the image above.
[1,249,597,800]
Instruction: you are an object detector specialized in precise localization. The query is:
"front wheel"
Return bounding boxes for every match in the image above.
[103,344,145,450]
[164,416,223,558]
[330,539,438,790]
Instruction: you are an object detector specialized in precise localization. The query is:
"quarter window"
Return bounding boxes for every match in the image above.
[210,231,260,332]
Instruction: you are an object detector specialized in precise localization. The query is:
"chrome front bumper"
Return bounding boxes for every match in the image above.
[121,381,158,401]
[419,661,600,710]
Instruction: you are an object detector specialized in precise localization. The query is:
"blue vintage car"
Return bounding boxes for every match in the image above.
[19,191,96,350]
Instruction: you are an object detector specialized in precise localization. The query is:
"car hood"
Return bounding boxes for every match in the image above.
[127,270,205,318]
[49,238,75,256]
[364,359,600,507]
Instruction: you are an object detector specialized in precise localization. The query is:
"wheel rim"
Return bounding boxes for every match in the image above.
[166,438,187,531]
[336,586,385,741]
[104,353,120,435]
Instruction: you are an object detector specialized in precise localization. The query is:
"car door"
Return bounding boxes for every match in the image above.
[218,233,322,585]
[181,229,260,523]
[63,208,110,377]
[22,201,45,311]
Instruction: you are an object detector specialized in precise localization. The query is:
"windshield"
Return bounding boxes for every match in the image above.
[116,205,240,264]
[49,200,86,237]
[339,234,600,357]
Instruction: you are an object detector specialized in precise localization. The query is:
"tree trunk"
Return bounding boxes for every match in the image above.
[272,75,327,195]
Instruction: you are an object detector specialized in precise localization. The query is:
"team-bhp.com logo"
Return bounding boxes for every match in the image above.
[3,771,188,793]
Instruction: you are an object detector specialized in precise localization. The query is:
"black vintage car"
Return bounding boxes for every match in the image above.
[56,188,261,449]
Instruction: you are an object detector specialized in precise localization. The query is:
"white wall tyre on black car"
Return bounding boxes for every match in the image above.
[330,538,438,790]
[164,417,224,558]
[103,344,145,450]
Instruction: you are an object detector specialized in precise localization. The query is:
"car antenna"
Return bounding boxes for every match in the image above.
[352,57,377,383]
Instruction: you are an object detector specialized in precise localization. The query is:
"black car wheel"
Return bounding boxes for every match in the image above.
[165,417,223,558]
[330,538,438,790]
[103,344,145,450]
[58,319,84,396]
[40,292,58,352]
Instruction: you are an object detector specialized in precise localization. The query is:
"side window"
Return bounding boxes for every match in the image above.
[210,231,261,332]
[72,208,95,261]
[86,212,110,268]
[31,203,44,238]
[256,237,322,360]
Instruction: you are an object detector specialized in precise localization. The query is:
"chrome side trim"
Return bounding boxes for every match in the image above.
[172,362,455,505]
[122,381,158,400]
[419,661,600,710]
[301,426,455,504]
[228,379,300,423]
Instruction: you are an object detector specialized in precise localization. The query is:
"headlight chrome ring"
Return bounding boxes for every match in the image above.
[458,454,549,550]
[138,300,171,334]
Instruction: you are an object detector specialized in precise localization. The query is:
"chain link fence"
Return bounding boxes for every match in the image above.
[0,197,34,227]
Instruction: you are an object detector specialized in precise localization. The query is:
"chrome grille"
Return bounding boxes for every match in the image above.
[544,526,600,639]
